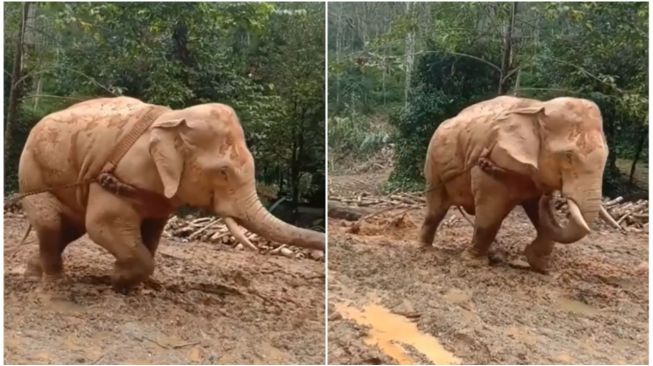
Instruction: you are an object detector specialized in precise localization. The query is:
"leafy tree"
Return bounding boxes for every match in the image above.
[4,2,325,225]
[329,2,648,197]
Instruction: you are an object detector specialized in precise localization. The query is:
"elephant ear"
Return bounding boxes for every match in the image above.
[490,106,544,177]
[149,118,187,199]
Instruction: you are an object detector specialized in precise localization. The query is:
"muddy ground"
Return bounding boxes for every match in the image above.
[328,170,648,365]
[4,215,324,365]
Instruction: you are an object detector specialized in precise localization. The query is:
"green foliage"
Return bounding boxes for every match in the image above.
[4,2,325,212]
[4,106,57,191]
[388,49,499,189]
[330,2,648,195]
[328,115,389,160]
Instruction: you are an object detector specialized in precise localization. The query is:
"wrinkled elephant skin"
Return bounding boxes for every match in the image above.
[18,96,325,290]
[420,96,608,273]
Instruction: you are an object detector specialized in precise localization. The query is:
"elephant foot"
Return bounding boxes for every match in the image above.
[25,254,64,279]
[25,255,44,279]
[461,247,489,267]
[42,272,66,286]
[111,260,153,292]
[419,226,436,247]
[525,245,550,274]
[418,238,433,248]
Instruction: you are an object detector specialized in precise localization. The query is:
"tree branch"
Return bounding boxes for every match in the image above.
[24,94,88,101]
[415,50,501,72]
[515,87,579,94]
[12,66,116,95]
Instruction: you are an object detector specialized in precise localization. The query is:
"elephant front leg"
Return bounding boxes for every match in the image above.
[141,218,167,257]
[463,168,513,264]
[521,198,555,274]
[86,185,154,291]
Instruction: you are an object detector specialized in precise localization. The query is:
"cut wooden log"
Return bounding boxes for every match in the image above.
[328,201,374,221]
[599,205,622,230]
[188,218,220,240]
[604,196,624,206]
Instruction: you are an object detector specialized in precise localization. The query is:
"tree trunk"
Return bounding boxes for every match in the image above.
[289,105,306,223]
[33,77,42,110]
[5,2,30,158]
[498,2,517,95]
[629,125,647,184]
[403,2,416,108]
[513,68,521,96]
[382,12,387,109]
[335,6,342,111]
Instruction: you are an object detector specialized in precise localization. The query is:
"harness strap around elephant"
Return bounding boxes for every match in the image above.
[6,105,169,207]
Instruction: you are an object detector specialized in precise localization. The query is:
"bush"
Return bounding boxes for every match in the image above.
[4,104,59,192]
[328,114,389,162]
[387,47,497,191]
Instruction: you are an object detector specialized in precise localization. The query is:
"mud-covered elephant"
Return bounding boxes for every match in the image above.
[18,96,325,289]
[420,96,609,273]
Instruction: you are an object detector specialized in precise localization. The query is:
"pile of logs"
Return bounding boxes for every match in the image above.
[328,192,424,221]
[602,196,648,231]
[330,192,424,208]
[4,200,324,260]
[329,191,648,233]
[163,215,324,261]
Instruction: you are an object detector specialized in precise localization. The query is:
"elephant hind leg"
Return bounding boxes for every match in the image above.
[85,184,153,291]
[22,193,85,278]
[522,198,554,274]
[419,183,450,246]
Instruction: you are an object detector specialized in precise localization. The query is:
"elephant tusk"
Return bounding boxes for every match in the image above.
[599,205,622,230]
[567,199,591,234]
[224,217,258,251]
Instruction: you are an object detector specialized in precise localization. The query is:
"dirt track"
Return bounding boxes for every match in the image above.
[327,172,648,365]
[4,215,324,365]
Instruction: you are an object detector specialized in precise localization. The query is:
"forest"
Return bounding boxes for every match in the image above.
[328,2,648,197]
[4,2,325,221]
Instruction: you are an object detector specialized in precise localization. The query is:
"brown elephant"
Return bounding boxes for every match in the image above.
[18,96,324,289]
[420,95,609,273]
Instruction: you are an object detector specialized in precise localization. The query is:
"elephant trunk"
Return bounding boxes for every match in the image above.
[538,180,602,244]
[234,191,325,250]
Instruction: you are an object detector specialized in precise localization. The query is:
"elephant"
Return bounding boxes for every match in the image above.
[18,96,325,289]
[419,95,609,273]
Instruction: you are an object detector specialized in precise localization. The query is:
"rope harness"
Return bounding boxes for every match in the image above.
[6,106,167,207]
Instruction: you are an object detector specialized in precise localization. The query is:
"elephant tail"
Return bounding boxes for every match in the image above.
[19,224,32,246]
[456,206,474,226]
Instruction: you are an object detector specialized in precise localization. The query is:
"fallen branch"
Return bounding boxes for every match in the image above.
[328,200,373,220]
[171,341,201,349]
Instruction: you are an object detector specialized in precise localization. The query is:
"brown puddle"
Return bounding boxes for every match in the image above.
[336,302,461,365]
[556,297,600,316]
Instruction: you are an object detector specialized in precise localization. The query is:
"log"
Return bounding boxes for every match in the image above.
[599,205,622,230]
[604,196,624,206]
[328,200,374,221]
[188,218,219,240]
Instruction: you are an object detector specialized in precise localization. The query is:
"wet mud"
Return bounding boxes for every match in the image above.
[327,173,648,365]
[4,216,325,365]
